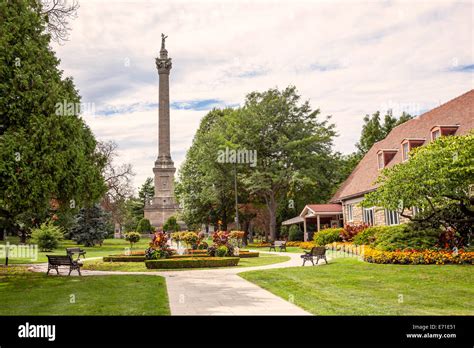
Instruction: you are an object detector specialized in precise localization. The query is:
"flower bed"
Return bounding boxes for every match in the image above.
[247,242,271,247]
[286,241,316,249]
[363,246,474,265]
[103,255,145,262]
[145,257,240,269]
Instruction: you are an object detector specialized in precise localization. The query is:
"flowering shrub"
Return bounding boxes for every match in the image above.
[340,223,369,242]
[285,241,316,249]
[124,232,141,249]
[212,231,230,245]
[206,231,234,256]
[197,241,208,250]
[352,226,383,246]
[313,228,343,246]
[146,232,173,259]
[170,231,186,242]
[216,245,229,257]
[229,230,245,247]
[363,246,474,265]
[182,232,199,249]
[437,227,465,249]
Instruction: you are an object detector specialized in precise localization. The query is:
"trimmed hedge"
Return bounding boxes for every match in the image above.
[238,251,259,258]
[313,228,343,246]
[103,255,145,262]
[170,252,259,258]
[145,257,240,269]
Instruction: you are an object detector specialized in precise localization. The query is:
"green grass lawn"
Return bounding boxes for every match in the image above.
[0,236,152,264]
[82,253,290,272]
[240,257,474,315]
[0,266,169,315]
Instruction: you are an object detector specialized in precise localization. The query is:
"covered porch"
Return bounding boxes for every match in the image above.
[282,204,343,241]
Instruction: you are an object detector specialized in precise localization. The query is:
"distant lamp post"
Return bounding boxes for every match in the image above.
[234,163,240,230]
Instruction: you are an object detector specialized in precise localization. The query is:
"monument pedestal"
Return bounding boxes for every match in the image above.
[144,157,180,229]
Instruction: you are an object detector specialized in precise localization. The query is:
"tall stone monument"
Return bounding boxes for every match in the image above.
[144,34,180,229]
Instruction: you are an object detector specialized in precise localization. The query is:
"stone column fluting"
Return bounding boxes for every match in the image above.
[155,43,172,164]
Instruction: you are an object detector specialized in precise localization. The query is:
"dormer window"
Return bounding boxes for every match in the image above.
[431,125,459,141]
[377,153,384,169]
[377,149,397,170]
[402,142,409,162]
[401,139,425,161]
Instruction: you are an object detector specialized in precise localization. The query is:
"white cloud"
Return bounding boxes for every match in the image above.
[53,0,473,191]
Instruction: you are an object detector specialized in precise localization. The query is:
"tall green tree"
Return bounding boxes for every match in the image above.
[224,86,339,240]
[356,110,413,155]
[0,1,107,241]
[138,177,154,207]
[175,108,236,230]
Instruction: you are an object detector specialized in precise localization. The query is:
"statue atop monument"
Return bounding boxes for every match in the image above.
[161,33,168,50]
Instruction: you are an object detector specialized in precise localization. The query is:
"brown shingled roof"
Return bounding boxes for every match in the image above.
[330,89,474,203]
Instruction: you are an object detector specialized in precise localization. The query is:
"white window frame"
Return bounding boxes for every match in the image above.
[402,142,409,162]
[363,207,375,226]
[412,206,420,217]
[385,209,400,225]
[431,129,441,141]
[377,153,384,169]
[346,204,353,222]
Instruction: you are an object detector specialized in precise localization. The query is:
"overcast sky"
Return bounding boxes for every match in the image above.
[52,0,473,192]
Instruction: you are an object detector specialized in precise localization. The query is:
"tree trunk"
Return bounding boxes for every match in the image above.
[266,192,277,241]
[19,228,27,244]
[0,228,4,241]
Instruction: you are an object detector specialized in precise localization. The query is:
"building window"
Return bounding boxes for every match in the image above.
[412,206,420,217]
[377,153,384,169]
[402,142,409,161]
[363,207,375,226]
[385,209,400,225]
[346,204,353,222]
[432,129,441,140]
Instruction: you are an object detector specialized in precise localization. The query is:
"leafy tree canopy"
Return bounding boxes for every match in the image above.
[363,134,474,241]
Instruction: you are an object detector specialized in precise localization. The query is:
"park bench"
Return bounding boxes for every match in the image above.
[301,246,327,266]
[46,255,82,276]
[269,240,287,252]
[66,247,87,260]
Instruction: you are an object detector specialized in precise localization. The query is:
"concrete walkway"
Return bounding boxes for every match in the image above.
[28,251,323,315]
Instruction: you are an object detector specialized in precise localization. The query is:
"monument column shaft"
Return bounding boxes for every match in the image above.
[158,71,170,158]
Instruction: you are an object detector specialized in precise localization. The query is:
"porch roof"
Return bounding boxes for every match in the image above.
[281,216,304,226]
[299,204,342,218]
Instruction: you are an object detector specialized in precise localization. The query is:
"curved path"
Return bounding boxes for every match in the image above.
[28,251,324,315]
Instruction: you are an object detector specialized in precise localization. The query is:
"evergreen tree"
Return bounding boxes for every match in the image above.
[0,0,106,242]
[70,205,110,246]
